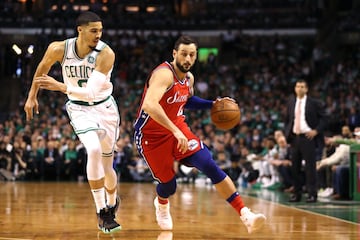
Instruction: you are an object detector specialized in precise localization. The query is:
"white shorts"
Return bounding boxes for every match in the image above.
[65,96,120,154]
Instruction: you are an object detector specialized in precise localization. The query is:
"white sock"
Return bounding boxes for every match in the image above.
[91,188,106,213]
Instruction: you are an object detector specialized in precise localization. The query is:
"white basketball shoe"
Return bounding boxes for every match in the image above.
[154,197,173,230]
[240,207,266,234]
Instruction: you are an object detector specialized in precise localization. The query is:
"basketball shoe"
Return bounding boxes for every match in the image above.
[154,197,173,230]
[108,195,120,219]
[240,207,266,234]
[97,208,122,234]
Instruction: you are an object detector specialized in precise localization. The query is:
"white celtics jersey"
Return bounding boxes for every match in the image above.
[61,37,113,102]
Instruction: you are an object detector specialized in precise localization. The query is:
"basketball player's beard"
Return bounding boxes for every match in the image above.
[176,61,192,73]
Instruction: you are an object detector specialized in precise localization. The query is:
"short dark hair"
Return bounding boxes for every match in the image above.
[174,35,198,51]
[76,11,102,27]
[296,79,308,87]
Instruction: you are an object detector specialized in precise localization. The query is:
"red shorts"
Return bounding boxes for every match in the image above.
[138,122,202,183]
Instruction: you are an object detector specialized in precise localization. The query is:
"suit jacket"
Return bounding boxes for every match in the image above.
[284,95,327,148]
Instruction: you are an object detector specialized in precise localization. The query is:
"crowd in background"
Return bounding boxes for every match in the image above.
[0,2,360,201]
[0,0,327,30]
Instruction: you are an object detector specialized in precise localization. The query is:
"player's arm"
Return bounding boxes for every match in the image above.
[141,68,188,154]
[24,41,65,121]
[28,41,65,95]
[35,46,115,102]
[94,46,115,74]
[184,72,214,110]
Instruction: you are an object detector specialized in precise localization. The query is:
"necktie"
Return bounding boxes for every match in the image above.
[294,100,301,134]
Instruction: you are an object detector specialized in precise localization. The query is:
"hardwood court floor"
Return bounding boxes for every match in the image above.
[0,182,359,240]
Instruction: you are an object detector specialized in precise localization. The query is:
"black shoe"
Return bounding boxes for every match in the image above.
[108,195,120,219]
[97,208,122,234]
[289,193,301,202]
[306,195,317,203]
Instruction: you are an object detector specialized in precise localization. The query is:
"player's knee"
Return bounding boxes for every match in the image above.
[86,146,102,160]
[156,177,177,198]
[183,148,226,184]
[202,161,226,184]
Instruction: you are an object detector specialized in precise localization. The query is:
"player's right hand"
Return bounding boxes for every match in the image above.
[174,131,188,154]
[24,98,39,121]
[216,97,236,103]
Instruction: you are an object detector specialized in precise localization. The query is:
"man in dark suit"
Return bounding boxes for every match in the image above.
[284,79,327,203]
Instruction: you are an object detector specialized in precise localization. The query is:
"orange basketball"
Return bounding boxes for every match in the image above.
[211,98,241,130]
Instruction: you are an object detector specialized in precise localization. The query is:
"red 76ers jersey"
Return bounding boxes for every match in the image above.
[134,61,191,135]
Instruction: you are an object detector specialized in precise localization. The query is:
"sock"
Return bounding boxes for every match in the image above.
[158,197,169,205]
[226,192,245,215]
[91,188,106,213]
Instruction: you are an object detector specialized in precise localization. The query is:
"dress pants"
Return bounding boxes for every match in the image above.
[291,134,317,197]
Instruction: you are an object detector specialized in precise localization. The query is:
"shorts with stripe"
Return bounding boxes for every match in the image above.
[135,121,202,182]
[65,96,120,155]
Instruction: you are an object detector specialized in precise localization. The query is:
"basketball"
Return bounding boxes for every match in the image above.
[211,98,241,130]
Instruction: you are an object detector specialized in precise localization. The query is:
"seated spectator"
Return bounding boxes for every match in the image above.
[340,125,353,139]
[175,161,199,184]
[127,151,153,182]
[317,138,349,197]
[251,137,280,189]
[317,127,360,199]
[11,141,28,180]
[40,139,61,181]
[212,136,233,181]
[215,151,232,173]
[239,160,259,188]
[0,140,14,181]
[316,135,337,197]
[269,135,294,192]
[332,165,350,200]
[23,140,40,180]
[113,137,133,182]
[62,140,78,181]
[226,155,243,187]
[75,140,87,182]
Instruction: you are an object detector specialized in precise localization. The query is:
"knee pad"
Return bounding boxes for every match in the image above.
[156,176,177,198]
[182,147,226,184]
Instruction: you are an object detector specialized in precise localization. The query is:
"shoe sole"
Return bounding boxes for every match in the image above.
[98,225,122,234]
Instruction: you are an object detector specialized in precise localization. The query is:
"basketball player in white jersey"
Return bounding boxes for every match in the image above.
[24,11,121,234]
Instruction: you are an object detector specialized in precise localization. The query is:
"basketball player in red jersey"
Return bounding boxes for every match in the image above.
[134,35,266,234]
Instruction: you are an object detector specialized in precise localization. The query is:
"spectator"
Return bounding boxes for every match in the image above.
[227,155,243,187]
[113,136,133,182]
[318,127,360,200]
[257,136,280,189]
[270,135,294,192]
[40,139,61,181]
[127,150,153,182]
[23,140,40,180]
[11,141,28,180]
[0,139,14,180]
[62,140,78,181]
